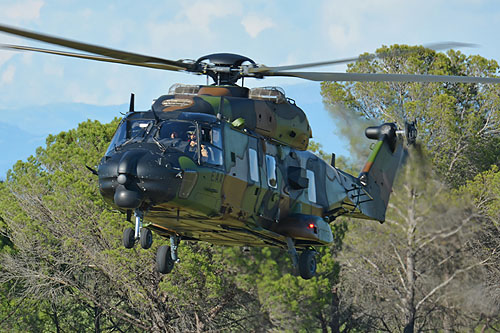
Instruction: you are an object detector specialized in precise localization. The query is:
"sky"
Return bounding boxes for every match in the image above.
[0,0,499,177]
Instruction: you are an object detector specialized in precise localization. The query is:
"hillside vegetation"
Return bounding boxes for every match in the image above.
[1,46,499,332]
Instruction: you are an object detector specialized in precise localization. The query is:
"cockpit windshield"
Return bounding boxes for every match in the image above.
[156,121,197,151]
[105,118,153,155]
[106,118,223,167]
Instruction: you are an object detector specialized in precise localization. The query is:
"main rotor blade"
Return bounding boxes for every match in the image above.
[0,24,190,70]
[1,44,187,71]
[252,42,477,73]
[265,71,500,84]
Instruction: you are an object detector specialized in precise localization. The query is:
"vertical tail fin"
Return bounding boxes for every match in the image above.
[356,122,414,222]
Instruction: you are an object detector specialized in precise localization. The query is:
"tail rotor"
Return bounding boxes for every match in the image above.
[396,121,417,146]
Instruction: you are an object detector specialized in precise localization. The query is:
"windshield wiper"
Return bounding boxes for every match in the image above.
[152,136,167,153]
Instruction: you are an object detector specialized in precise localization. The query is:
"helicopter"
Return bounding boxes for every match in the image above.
[1,24,500,279]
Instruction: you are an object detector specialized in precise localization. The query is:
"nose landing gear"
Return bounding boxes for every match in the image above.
[122,209,153,249]
[122,210,180,275]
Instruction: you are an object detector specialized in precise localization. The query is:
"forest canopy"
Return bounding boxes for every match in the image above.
[0,45,499,332]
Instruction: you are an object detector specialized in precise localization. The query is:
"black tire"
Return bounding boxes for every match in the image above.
[298,250,317,280]
[123,227,135,249]
[156,245,175,274]
[140,228,153,249]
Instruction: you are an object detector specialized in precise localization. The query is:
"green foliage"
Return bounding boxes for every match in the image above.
[5,44,499,332]
[308,140,330,162]
[321,45,500,186]
[0,118,347,331]
[464,165,500,225]
[321,44,500,331]
[337,154,496,331]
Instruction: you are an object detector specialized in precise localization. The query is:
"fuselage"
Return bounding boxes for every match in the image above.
[98,85,380,249]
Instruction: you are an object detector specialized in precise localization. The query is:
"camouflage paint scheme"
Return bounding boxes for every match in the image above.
[98,85,406,250]
[157,85,312,150]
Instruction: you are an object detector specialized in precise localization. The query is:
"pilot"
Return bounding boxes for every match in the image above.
[167,130,181,147]
[186,130,197,152]
[200,145,210,161]
[185,131,209,161]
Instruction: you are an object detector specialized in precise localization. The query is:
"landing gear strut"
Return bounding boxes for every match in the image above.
[156,235,180,274]
[122,209,153,249]
[286,237,317,280]
[299,249,317,280]
[156,245,175,274]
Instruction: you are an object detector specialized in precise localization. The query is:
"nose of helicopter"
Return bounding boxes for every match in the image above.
[113,150,147,208]
[98,148,180,209]
[114,183,143,208]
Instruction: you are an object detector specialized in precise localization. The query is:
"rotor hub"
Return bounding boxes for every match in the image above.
[195,53,258,85]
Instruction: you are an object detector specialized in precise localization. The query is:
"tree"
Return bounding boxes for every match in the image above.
[337,155,495,332]
[321,45,500,186]
[460,167,500,330]
[0,119,269,332]
[0,118,352,332]
[215,221,352,333]
[321,45,500,331]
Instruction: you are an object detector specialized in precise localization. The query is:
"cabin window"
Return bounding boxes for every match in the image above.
[306,169,316,203]
[266,155,277,188]
[249,148,259,183]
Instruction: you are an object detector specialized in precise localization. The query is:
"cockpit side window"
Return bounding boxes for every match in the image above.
[211,127,222,149]
[200,126,223,166]
[106,118,224,167]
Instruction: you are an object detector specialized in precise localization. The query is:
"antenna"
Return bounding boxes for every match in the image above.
[129,93,135,113]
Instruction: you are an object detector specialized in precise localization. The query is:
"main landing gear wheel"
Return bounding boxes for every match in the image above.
[156,245,175,274]
[299,250,317,280]
[140,227,153,249]
[123,227,135,249]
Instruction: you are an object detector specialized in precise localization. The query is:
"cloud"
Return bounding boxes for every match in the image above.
[64,82,100,105]
[1,65,16,84]
[319,0,461,54]
[319,0,425,52]
[145,0,243,55]
[0,0,44,21]
[182,0,242,29]
[81,8,93,19]
[241,14,275,38]
[0,1,44,65]
[0,52,15,68]
[327,24,358,51]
